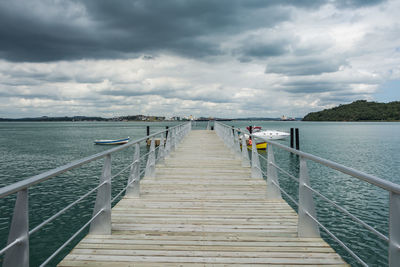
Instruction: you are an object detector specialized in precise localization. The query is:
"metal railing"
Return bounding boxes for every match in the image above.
[214,121,400,267]
[0,122,192,267]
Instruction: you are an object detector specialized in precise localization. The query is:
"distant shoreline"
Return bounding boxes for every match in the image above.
[0,116,304,122]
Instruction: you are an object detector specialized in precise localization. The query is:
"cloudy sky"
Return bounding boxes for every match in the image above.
[0,0,399,118]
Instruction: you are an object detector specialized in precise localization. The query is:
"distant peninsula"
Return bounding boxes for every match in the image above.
[303,100,400,121]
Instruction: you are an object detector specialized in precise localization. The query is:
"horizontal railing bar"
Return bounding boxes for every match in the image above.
[270,162,299,183]
[29,180,107,236]
[258,153,267,161]
[272,179,299,206]
[304,184,389,242]
[111,147,160,203]
[263,138,400,194]
[141,150,152,160]
[0,236,20,256]
[111,185,127,204]
[215,121,377,266]
[111,167,144,204]
[305,211,368,267]
[0,122,188,198]
[218,122,400,194]
[39,208,104,267]
[139,168,145,177]
[260,169,299,206]
[111,162,135,181]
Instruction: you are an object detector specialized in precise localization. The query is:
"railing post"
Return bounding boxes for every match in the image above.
[389,192,400,266]
[90,154,111,234]
[251,138,263,179]
[145,138,156,178]
[298,156,320,237]
[171,129,176,152]
[229,128,235,154]
[266,145,282,199]
[233,130,241,159]
[126,143,140,197]
[165,129,171,157]
[3,189,29,267]
[241,135,251,167]
[157,134,165,164]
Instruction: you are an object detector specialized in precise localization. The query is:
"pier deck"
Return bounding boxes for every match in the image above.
[59,130,347,266]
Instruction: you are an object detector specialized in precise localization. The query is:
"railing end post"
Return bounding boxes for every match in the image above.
[389,191,400,267]
[3,188,29,267]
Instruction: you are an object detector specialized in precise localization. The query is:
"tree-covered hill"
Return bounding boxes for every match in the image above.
[303,100,400,121]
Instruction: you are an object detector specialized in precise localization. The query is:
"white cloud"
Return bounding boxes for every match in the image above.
[0,0,399,118]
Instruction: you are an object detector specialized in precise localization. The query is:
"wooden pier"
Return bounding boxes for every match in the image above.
[59,130,347,266]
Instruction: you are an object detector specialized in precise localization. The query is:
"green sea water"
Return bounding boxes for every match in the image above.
[1,121,399,266]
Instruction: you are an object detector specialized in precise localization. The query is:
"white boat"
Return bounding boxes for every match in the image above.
[94,137,129,145]
[245,126,290,140]
[252,129,290,140]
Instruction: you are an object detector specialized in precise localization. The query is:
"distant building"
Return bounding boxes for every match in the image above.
[280,115,296,121]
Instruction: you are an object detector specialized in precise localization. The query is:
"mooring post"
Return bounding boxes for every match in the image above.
[295,128,300,150]
[290,128,294,148]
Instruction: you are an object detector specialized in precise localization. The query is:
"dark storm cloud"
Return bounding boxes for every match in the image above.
[266,56,348,76]
[0,0,386,62]
[0,0,285,62]
[281,80,348,93]
[334,0,387,8]
[234,35,292,62]
[0,90,61,100]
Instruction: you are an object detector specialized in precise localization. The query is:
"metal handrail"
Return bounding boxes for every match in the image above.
[0,124,183,199]
[39,208,105,267]
[262,148,390,242]
[305,210,368,267]
[214,121,400,267]
[265,138,400,194]
[29,180,107,236]
[111,168,146,204]
[0,121,191,266]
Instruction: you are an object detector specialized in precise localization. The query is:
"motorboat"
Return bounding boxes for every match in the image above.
[94,137,130,145]
[246,126,290,140]
[239,126,289,150]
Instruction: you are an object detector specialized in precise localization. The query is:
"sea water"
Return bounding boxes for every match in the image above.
[0,121,399,266]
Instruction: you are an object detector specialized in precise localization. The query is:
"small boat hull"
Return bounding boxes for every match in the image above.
[240,142,267,150]
[94,138,129,145]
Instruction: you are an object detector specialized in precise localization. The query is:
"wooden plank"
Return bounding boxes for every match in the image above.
[58,130,348,266]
